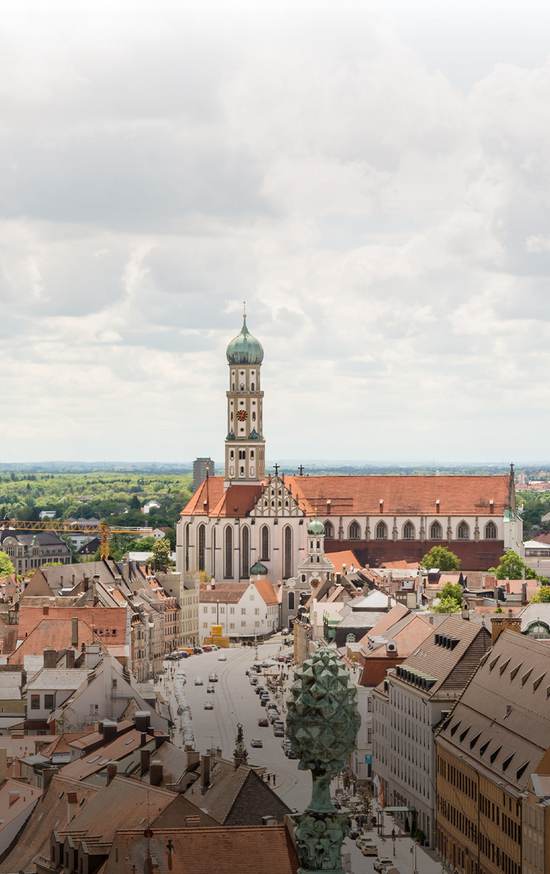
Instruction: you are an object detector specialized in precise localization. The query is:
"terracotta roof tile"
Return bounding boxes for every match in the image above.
[253,578,278,606]
[7,619,100,665]
[200,583,248,604]
[286,474,512,516]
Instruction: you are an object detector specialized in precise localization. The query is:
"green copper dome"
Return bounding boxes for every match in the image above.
[226,316,264,366]
[308,516,325,536]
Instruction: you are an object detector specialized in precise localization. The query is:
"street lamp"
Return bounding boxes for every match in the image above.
[392,829,396,857]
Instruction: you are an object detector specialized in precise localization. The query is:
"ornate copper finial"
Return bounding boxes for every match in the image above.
[286,647,361,873]
[243,300,246,317]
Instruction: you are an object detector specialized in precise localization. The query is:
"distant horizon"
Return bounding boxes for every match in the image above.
[0,460,547,471]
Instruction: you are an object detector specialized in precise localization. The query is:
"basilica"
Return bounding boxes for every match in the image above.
[176,317,524,615]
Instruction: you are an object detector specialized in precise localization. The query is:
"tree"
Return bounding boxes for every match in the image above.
[434,582,463,613]
[530,586,550,603]
[151,537,172,570]
[489,549,542,581]
[0,552,15,577]
[420,546,461,572]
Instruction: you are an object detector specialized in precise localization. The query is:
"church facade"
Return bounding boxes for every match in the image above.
[176,317,524,600]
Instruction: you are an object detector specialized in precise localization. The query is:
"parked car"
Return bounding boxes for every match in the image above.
[266,703,278,711]
[331,798,341,810]
[210,645,219,650]
[250,677,258,685]
[202,645,212,652]
[285,749,296,759]
[208,673,218,682]
[206,684,215,693]
[218,653,227,661]
[250,739,263,748]
[273,728,285,737]
[260,698,267,707]
[258,718,269,727]
[194,677,203,686]
[179,651,189,658]
[193,647,203,654]
[374,859,393,872]
[204,700,213,710]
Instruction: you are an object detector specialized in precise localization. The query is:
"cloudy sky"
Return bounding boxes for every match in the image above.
[1,0,550,465]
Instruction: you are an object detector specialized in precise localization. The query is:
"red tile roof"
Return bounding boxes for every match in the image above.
[286,474,512,516]
[200,583,248,604]
[110,825,299,874]
[7,618,100,664]
[253,578,278,606]
[325,550,362,574]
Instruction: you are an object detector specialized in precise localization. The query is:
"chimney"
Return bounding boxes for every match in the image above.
[134,711,151,733]
[106,763,117,784]
[43,647,57,669]
[149,760,164,786]
[491,610,522,645]
[155,734,169,749]
[200,754,211,789]
[83,575,90,592]
[186,751,200,769]
[42,766,58,791]
[461,602,470,621]
[522,582,527,606]
[71,618,79,648]
[140,749,151,776]
[102,720,117,742]
[387,594,392,610]
[66,650,75,669]
[66,791,78,822]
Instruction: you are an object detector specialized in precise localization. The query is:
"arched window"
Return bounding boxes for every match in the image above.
[284,526,292,579]
[224,526,233,579]
[430,520,442,541]
[457,521,470,540]
[376,521,388,540]
[198,524,206,572]
[260,525,270,561]
[185,523,190,571]
[403,521,415,540]
[349,521,360,540]
[324,521,334,540]
[241,526,250,578]
[485,521,497,540]
[288,592,295,611]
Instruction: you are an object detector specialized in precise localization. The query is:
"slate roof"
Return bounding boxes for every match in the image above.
[437,630,550,793]
[394,614,491,698]
[109,825,299,874]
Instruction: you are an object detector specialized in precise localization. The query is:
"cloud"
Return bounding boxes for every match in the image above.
[1,0,550,462]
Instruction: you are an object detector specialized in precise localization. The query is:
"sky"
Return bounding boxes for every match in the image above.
[2,0,550,465]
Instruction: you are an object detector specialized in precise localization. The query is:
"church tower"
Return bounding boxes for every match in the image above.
[224,314,265,489]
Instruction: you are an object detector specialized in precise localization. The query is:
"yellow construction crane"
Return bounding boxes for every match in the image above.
[1,519,145,560]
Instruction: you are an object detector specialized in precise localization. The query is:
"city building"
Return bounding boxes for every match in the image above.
[372,613,491,849]
[193,457,215,493]
[199,577,279,641]
[0,529,71,575]
[176,318,524,619]
[435,614,550,874]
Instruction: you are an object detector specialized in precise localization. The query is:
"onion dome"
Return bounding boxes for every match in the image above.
[250,560,268,576]
[308,516,325,536]
[226,316,264,365]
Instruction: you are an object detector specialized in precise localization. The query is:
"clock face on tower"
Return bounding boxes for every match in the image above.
[236,409,248,422]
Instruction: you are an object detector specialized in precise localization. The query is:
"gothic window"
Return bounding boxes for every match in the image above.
[185,523,190,572]
[324,521,334,540]
[198,524,206,572]
[430,520,443,540]
[349,521,360,540]
[457,521,470,540]
[485,521,497,540]
[403,521,415,540]
[288,592,295,611]
[224,526,233,579]
[241,526,250,579]
[260,525,270,561]
[284,526,292,579]
[376,521,388,540]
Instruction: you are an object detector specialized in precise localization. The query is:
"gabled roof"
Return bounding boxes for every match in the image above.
[359,603,409,637]
[59,730,146,781]
[200,583,248,604]
[253,578,278,606]
[109,825,299,874]
[395,614,491,698]
[437,630,550,792]
[286,474,512,516]
[7,619,100,664]
[0,779,42,831]
[0,775,100,874]
[180,477,225,517]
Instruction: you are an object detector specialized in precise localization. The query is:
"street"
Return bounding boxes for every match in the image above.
[158,641,442,874]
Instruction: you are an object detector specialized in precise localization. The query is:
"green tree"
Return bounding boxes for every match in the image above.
[434,582,463,613]
[489,549,541,581]
[530,586,550,603]
[0,552,15,577]
[420,546,461,571]
[151,538,172,570]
